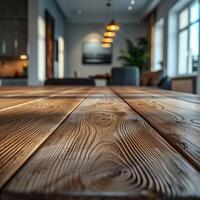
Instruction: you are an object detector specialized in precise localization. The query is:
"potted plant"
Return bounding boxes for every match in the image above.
[118,37,149,73]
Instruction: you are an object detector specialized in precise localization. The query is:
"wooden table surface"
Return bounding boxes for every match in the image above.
[0,86,200,200]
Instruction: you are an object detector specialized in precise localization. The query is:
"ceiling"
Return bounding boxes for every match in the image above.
[55,0,162,23]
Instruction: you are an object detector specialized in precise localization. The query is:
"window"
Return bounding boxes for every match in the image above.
[178,0,200,75]
[153,19,164,71]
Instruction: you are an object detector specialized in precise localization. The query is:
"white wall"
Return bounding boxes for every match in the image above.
[152,18,164,71]
[28,0,39,85]
[198,62,200,94]
[28,0,66,85]
[64,23,147,78]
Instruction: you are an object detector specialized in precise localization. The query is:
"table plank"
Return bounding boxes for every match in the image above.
[0,98,38,112]
[112,86,200,170]
[0,87,93,189]
[0,87,77,113]
[0,86,74,97]
[139,87,200,104]
[3,88,200,199]
[113,86,200,104]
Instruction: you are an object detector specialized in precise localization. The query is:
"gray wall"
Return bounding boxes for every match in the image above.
[64,23,147,78]
[28,0,66,85]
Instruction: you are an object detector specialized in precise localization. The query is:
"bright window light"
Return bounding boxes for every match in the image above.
[190,0,200,23]
[179,9,189,30]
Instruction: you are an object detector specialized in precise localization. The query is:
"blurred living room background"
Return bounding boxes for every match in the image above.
[0,0,199,94]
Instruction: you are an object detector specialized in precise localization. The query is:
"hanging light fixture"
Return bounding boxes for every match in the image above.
[101,0,119,48]
[102,43,111,48]
[102,37,113,43]
[106,0,120,32]
[104,31,116,38]
[106,20,120,31]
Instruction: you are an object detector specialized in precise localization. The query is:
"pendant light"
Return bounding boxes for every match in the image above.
[102,43,111,48]
[106,0,120,32]
[102,37,113,43]
[106,20,120,31]
[102,0,116,48]
[104,31,116,37]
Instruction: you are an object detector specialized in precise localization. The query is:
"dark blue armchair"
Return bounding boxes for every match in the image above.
[109,67,140,86]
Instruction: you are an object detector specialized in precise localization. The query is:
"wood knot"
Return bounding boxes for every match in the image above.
[90,112,119,128]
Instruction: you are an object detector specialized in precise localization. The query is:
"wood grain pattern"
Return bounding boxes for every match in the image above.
[0,86,74,97]
[3,88,200,199]
[112,86,200,170]
[0,98,38,112]
[0,87,93,189]
[0,87,78,113]
[137,87,200,104]
[1,194,141,200]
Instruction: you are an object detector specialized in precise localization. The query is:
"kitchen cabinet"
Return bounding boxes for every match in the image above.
[0,20,27,57]
[0,0,27,20]
[0,0,27,58]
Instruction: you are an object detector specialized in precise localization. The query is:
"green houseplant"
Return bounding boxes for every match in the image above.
[118,37,149,73]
